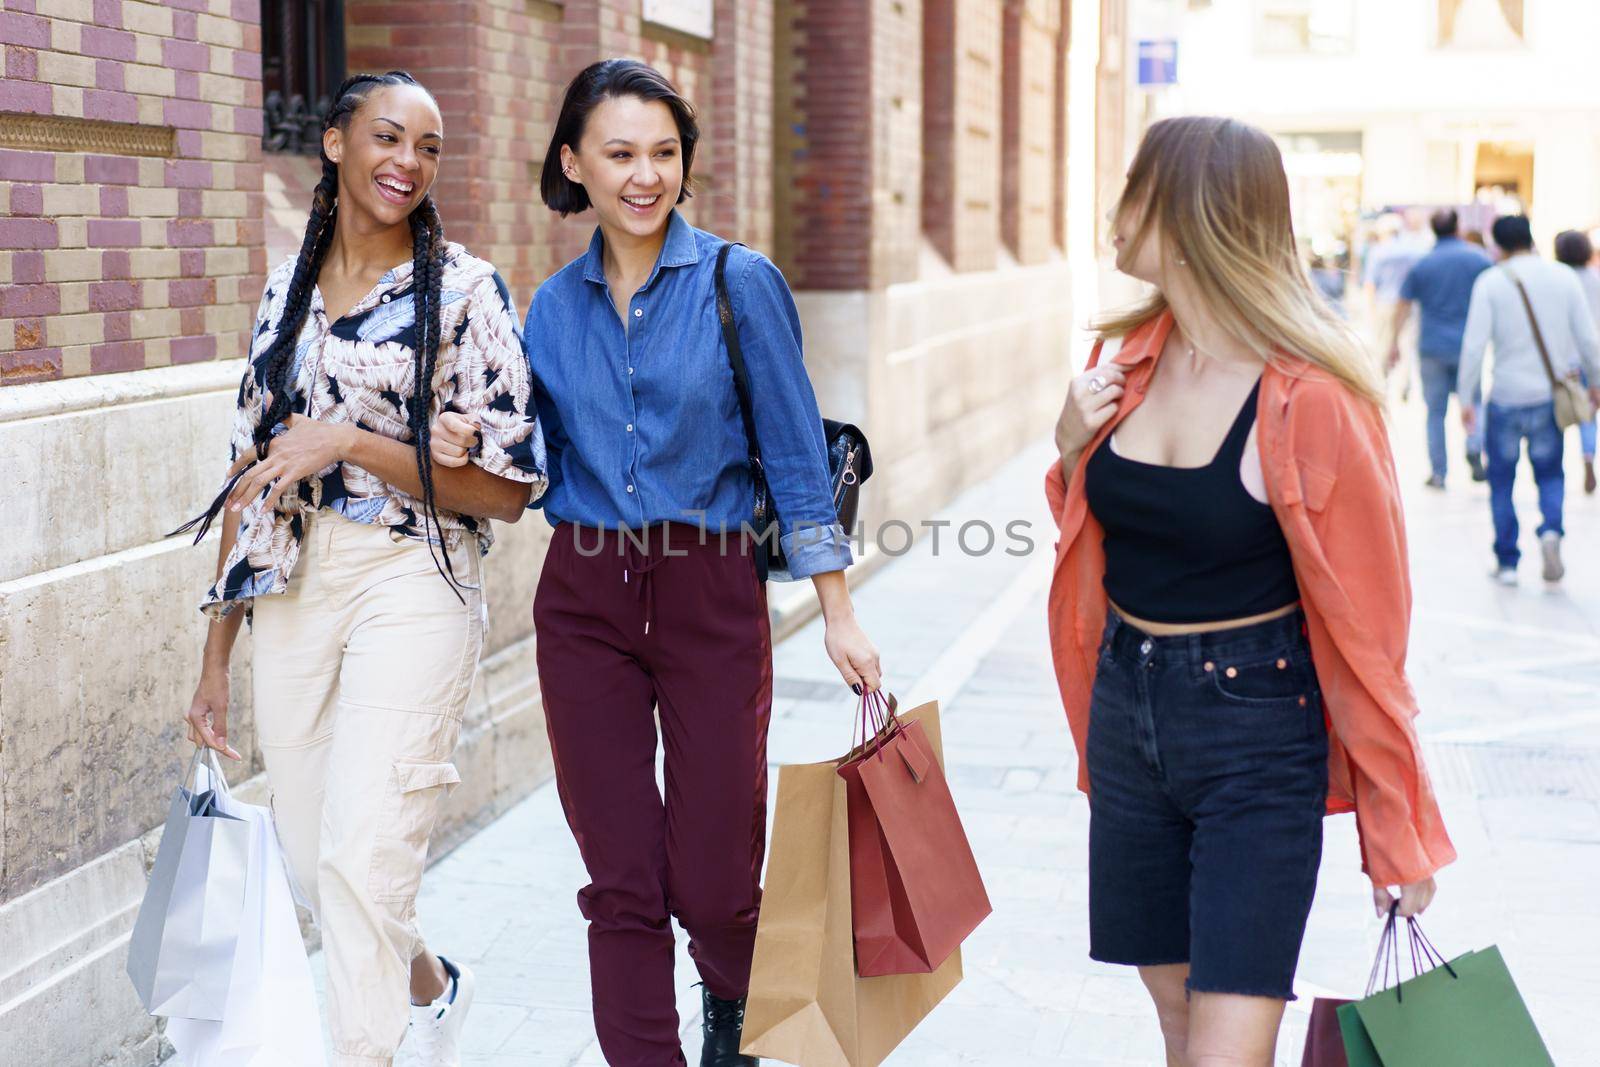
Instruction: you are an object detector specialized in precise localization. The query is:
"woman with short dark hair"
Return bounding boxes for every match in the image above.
[430,58,881,1067]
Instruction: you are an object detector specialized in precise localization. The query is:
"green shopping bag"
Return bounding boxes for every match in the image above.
[1337,906,1553,1066]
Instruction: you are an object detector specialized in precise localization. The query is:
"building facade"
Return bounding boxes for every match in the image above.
[0,3,1087,1061]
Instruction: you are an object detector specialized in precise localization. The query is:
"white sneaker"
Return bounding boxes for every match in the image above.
[1492,565,1517,587]
[405,957,474,1067]
[1539,531,1564,582]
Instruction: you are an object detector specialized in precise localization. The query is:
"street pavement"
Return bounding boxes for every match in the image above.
[311,386,1600,1065]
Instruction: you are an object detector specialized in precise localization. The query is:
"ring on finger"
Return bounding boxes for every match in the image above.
[1088,376,1107,394]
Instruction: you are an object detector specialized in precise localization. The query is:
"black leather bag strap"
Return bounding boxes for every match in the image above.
[714,242,763,472]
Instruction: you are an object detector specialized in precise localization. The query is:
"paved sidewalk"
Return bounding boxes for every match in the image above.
[314,391,1600,1065]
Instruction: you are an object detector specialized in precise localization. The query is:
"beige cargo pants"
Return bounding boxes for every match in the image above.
[252,512,483,1067]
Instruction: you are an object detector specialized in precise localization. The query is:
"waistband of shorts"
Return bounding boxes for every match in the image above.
[1103,605,1308,666]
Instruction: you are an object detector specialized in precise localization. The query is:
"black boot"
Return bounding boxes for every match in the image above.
[1467,450,1487,482]
[700,987,758,1066]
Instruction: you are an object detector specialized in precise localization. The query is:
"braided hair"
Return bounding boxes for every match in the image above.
[179,71,460,594]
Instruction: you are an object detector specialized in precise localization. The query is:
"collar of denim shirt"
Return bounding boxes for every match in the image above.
[579,209,702,292]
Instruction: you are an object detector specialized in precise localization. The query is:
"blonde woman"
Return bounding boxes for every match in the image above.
[1045,117,1455,1064]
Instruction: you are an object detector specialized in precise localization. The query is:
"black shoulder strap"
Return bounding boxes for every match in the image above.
[714,242,762,468]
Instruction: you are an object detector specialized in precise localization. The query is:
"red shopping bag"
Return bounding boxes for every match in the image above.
[837,693,991,977]
[1301,998,1352,1066]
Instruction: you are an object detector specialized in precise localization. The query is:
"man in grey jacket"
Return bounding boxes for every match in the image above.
[1460,215,1600,586]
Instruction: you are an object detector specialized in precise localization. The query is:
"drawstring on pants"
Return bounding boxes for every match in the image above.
[622,528,671,635]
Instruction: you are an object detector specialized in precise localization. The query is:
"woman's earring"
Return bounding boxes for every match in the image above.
[1177,257,1188,267]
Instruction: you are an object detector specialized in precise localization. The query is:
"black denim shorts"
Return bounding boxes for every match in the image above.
[1086,607,1329,1000]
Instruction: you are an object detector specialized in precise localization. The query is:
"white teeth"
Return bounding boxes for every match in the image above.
[377,178,413,194]
[623,195,659,206]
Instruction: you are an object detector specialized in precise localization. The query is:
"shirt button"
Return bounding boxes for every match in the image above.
[626,424,634,432]
[626,484,635,494]
[381,293,391,303]
[633,308,643,318]
[627,366,634,375]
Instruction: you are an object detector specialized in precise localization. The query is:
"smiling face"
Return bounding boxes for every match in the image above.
[560,94,684,241]
[323,83,443,231]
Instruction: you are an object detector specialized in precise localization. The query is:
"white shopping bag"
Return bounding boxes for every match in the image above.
[167,762,326,1066]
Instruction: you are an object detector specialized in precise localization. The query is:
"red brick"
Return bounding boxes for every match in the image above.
[101,250,130,279]
[90,340,145,374]
[0,217,57,248]
[232,0,260,23]
[10,183,42,215]
[166,0,209,11]
[84,154,139,184]
[179,306,205,334]
[79,25,137,61]
[169,277,217,306]
[14,318,44,350]
[233,49,261,79]
[13,252,44,283]
[164,159,214,188]
[96,59,124,91]
[94,0,123,28]
[1,346,62,384]
[162,37,211,71]
[0,283,60,318]
[233,106,262,136]
[89,280,140,312]
[179,249,206,276]
[102,310,131,340]
[172,10,197,39]
[0,78,51,114]
[100,185,128,216]
[87,219,141,246]
[164,97,213,129]
[7,43,38,79]
[0,11,50,48]
[84,89,138,123]
[178,187,202,216]
[0,149,53,181]
[171,333,217,364]
[175,69,200,100]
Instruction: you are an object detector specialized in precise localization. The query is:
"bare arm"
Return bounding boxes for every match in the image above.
[224,415,533,525]
[186,507,245,760]
[812,568,884,695]
[335,424,533,523]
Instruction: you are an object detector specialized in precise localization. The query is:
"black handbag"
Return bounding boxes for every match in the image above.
[713,242,872,581]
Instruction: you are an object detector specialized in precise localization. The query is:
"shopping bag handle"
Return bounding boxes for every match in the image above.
[185,745,235,800]
[1364,900,1460,1003]
[849,689,902,760]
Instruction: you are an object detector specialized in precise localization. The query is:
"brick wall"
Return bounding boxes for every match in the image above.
[338,0,766,303]
[1001,0,1061,264]
[922,0,1001,272]
[0,0,264,386]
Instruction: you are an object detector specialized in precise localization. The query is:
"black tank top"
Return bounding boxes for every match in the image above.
[1082,379,1298,624]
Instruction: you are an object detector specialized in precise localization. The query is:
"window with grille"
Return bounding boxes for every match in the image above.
[261,0,346,154]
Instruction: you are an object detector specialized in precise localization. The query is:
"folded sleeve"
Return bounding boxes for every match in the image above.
[1296,389,1457,887]
[459,271,548,492]
[733,248,853,580]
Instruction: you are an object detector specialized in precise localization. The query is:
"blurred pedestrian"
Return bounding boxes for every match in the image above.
[1554,229,1600,492]
[1459,215,1600,585]
[1367,210,1432,395]
[1393,208,1491,487]
[1310,253,1348,316]
[1047,116,1453,1067]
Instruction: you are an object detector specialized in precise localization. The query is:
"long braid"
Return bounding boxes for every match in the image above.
[172,158,337,542]
[176,69,452,556]
[407,194,462,596]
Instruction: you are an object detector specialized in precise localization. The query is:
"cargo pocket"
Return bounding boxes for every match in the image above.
[368,760,460,902]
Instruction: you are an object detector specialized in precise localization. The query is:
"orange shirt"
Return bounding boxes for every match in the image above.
[1045,311,1456,888]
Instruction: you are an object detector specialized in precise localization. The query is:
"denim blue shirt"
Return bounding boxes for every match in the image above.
[1400,237,1492,360]
[524,211,852,580]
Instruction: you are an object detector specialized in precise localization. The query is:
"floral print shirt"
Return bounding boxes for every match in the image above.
[200,243,547,618]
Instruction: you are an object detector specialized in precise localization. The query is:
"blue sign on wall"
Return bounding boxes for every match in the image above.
[1137,39,1178,87]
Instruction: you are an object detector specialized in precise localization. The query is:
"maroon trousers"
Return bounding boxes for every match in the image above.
[533,523,773,1066]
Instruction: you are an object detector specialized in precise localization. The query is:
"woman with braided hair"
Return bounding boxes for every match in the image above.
[178,71,546,1067]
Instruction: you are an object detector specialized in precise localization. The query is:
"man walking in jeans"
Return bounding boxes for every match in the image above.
[1459,215,1600,585]
[1394,208,1491,487]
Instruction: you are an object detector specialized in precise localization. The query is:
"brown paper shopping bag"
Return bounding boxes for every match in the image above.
[741,702,962,1066]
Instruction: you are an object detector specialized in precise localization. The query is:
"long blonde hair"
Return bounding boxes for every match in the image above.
[1095,116,1382,403]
